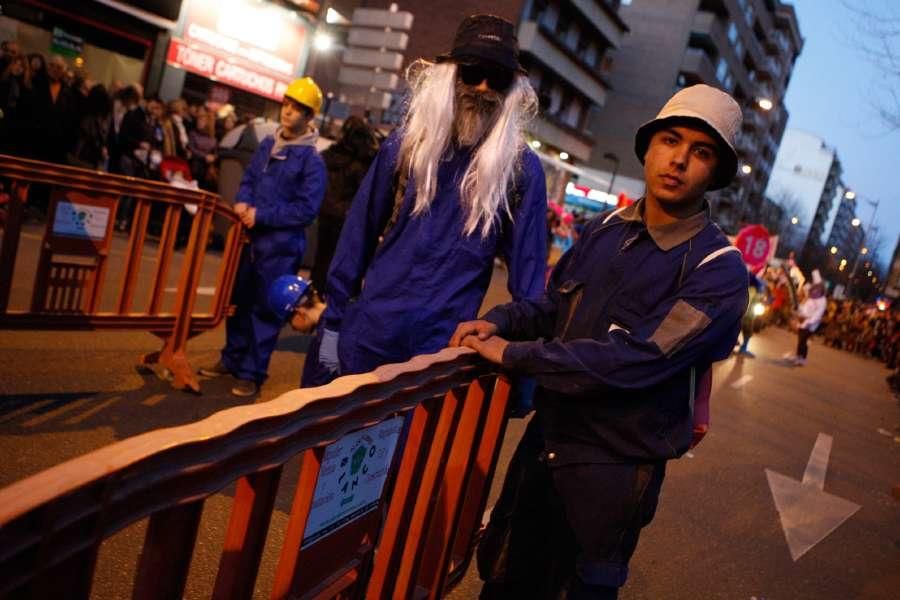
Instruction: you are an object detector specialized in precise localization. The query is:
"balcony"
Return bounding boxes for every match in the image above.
[518,21,608,105]
[691,11,727,46]
[681,47,718,86]
[756,56,779,80]
[735,131,757,156]
[742,108,764,131]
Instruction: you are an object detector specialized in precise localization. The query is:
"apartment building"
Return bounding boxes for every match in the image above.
[586,0,802,231]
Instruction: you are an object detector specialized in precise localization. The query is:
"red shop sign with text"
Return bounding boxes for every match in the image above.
[735,224,771,271]
[183,0,307,77]
[166,38,291,101]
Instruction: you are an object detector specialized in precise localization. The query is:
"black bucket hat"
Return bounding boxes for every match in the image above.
[435,14,525,73]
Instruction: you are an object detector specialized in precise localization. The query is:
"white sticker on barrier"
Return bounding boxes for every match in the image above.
[53,201,110,240]
[301,415,404,548]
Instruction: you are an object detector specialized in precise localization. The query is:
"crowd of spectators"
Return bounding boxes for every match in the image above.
[1,42,256,226]
[753,260,900,393]
[820,299,900,388]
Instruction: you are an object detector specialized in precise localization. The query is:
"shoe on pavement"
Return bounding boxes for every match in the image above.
[199,360,231,377]
[231,380,259,397]
[791,357,807,367]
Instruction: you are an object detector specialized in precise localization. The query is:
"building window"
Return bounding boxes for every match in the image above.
[584,42,598,67]
[564,96,583,129]
[566,22,581,51]
[727,22,738,44]
[716,56,729,82]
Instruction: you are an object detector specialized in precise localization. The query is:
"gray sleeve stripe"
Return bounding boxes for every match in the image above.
[602,206,628,224]
[697,246,740,269]
[649,299,712,357]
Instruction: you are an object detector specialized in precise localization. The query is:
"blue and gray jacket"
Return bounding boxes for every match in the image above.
[236,127,326,262]
[483,200,748,464]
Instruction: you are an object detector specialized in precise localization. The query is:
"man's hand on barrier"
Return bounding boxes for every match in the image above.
[462,334,508,365]
[234,202,248,216]
[449,320,498,347]
[240,207,256,229]
[319,328,341,374]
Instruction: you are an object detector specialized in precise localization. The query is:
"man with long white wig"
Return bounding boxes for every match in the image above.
[301,14,548,386]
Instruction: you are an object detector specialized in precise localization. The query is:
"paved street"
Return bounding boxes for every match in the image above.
[1,260,898,598]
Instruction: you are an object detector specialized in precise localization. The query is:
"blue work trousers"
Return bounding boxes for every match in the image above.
[221,245,301,384]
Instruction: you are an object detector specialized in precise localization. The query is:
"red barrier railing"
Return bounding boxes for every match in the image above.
[0,154,244,391]
[0,347,512,599]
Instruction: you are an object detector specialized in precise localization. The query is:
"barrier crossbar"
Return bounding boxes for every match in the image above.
[0,154,244,391]
[0,347,512,599]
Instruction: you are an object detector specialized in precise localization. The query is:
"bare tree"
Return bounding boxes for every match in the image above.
[843,1,900,130]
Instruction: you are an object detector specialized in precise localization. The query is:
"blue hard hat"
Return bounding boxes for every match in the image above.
[268,274,311,320]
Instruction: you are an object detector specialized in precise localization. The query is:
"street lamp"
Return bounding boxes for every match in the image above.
[851,217,861,227]
[830,246,838,254]
[741,164,753,175]
[860,247,868,255]
[845,190,856,200]
[846,197,880,298]
[559,151,569,161]
[790,216,799,225]
[314,32,334,51]
[758,98,774,111]
[603,152,620,194]
[530,140,542,149]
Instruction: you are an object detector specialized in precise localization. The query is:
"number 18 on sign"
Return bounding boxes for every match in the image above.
[735,224,771,271]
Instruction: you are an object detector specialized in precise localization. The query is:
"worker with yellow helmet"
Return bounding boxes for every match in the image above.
[199,76,327,397]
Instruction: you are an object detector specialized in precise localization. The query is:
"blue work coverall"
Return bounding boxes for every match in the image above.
[301,131,547,385]
[222,130,326,384]
[477,200,748,598]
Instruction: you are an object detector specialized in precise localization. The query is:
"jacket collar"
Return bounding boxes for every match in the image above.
[618,198,710,251]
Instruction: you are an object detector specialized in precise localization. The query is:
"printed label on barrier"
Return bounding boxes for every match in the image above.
[301,416,404,548]
[53,201,110,240]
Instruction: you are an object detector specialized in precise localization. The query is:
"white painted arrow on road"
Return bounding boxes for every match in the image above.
[765,433,861,561]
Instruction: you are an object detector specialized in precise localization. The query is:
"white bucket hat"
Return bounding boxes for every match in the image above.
[634,84,743,190]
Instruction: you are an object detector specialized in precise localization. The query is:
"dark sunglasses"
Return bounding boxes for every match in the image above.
[458,63,514,93]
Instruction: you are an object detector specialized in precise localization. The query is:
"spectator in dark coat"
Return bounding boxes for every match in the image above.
[188,108,218,190]
[32,55,76,164]
[0,54,33,155]
[67,84,112,170]
[310,116,379,293]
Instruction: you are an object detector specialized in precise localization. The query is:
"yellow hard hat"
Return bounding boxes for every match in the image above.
[284,77,323,114]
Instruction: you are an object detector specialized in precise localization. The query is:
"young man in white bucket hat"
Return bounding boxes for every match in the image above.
[452,84,749,598]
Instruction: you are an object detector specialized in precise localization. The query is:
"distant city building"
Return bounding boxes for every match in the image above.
[764,129,845,269]
[823,189,865,280]
[586,0,803,232]
[884,236,900,300]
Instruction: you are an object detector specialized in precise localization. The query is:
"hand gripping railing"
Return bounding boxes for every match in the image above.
[0,347,513,599]
[0,154,244,391]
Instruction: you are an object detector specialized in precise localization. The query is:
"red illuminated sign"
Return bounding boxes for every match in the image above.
[167,38,291,101]
[168,0,309,100]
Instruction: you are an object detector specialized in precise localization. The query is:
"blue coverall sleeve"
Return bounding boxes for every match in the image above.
[499,251,748,394]
[255,152,327,228]
[483,231,581,341]
[236,141,268,205]
[321,133,401,330]
[500,151,548,303]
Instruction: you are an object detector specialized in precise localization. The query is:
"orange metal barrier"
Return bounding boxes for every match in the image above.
[0,154,244,391]
[0,347,512,599]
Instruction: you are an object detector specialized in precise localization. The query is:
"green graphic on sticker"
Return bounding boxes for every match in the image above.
[350,445,367,475]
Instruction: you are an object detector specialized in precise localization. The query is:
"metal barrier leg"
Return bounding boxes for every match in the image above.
[143,198,214,392]
[0,181,27,313]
